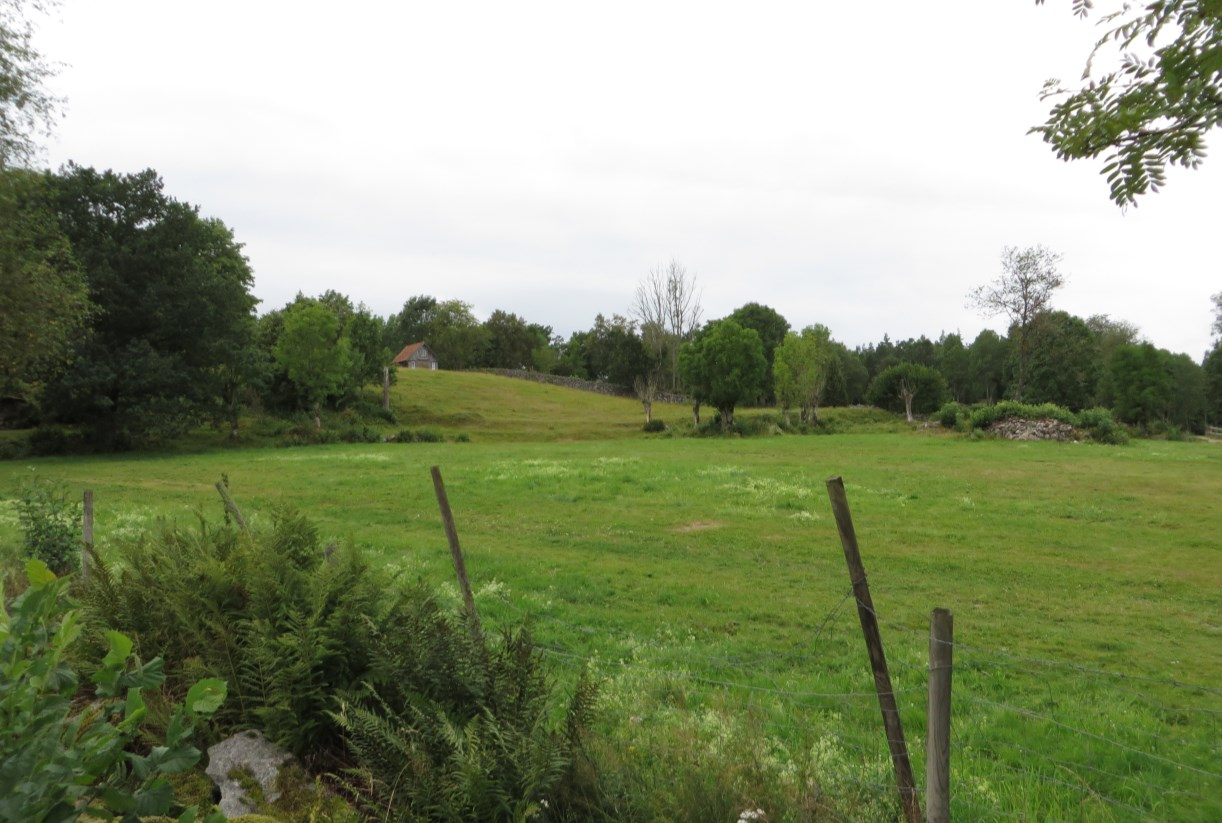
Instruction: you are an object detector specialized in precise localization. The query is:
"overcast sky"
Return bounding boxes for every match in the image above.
[32,1,1220,358]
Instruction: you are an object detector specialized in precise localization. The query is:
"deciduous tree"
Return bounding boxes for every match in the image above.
[677,319,765,432]
[1033,0,1222,206]
[867,363,948,422]
[727,302,790,404]
[633,259,702,391]
[41,165,258,448]
[0,168,88,405]
[774,325,838,425]
[0,0,60,167]
[969,245,1065,402]
[274,301,351,428]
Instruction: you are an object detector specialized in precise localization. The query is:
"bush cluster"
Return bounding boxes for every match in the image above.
[73,510,597,819]
[1,560,226,823]
[937,400,1128,444]
[15,478,81,575]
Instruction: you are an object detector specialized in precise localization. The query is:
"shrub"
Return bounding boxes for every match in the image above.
[26,426,75,456]
[395,429,414,442]
[413,428,442,443]
[0,437,29,461]
[936,401,969,429]
[16,477,81,575]
[1076,407,1129,444]
[0,560,226,823]
[642,420,666,433]
[454,432,471,443]
[969,401,1076,430]
[74,503,600,817]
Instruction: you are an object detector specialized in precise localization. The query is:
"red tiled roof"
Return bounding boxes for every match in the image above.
[391,342,431,365]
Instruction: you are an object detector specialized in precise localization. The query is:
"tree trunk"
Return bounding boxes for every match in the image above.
[902,391,915,423]
[719,405,734,432]
[643,399,653,423]
[313,401,322,431]
[692,401,701,426]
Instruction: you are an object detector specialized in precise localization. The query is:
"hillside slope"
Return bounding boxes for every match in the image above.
[387,370,691,441]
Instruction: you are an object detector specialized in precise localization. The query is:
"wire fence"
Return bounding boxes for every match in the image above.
[476,581,1222,822]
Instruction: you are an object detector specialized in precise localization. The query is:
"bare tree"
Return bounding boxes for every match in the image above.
[632,373,657,423]
[632,259,702,392]
[968,245,1065,402]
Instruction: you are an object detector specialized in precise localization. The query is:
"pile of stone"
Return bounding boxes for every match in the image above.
[990,416,1077,441]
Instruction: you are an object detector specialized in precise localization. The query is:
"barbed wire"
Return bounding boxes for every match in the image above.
[963,695,1222,781]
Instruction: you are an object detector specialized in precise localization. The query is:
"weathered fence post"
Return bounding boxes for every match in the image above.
[81,489,93,580]
[430,466,483,640]
[382,367,391,411]
[927,608,953,823]
[215,479,249,533]
[825,476,921,823]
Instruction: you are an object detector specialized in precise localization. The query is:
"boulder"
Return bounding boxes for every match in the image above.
[205,730,294,818]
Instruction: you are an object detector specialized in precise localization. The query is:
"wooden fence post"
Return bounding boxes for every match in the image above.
[81,489,93,580]
[927,608,953,823]
[430,466,483,640]
[214,479,249,533]
[825,476,921,823]
[382,367,391,411]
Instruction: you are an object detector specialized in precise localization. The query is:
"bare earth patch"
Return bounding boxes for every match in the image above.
[671,520,723,533]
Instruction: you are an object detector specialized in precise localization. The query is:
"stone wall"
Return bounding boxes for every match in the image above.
[477,369,688,405]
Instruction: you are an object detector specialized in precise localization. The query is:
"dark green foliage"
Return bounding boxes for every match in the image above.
[936,401,970,430]
[72,503,597,816]
[25,424,76,456]
[1075,407,1129,445]
[726,302,790,404]
[335,630,600,822]
[969,400,1077,430]
[40,164,258,449]
[561,314,651,388]
[642,419,666,433]
[15,476,80,574]
[0,169,90,405]
[963,401,1127,444]
[678,319,767,432]
[866,362,948,421]
[1023,311,1099,411]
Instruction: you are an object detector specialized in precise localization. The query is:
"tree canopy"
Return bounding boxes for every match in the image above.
[969,245,1065,402]
[0,168,88,403]
[1033,0,1222,206]
[677,319,766,431]
[40,165,258,448]
[0,0,59,167]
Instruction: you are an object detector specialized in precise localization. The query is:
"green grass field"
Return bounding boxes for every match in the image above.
[2,371,1219,821]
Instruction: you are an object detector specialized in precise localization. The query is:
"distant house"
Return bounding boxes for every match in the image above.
[392,342,439,370]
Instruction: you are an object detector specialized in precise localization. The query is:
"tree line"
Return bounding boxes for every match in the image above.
[3,165,1221,447]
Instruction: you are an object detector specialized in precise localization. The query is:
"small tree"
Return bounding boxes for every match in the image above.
[274,301,352,429]
[632,259,702,392]
[867,363,948,422]
[632,372,658,423]
[677,319,766,432]
[773,325,837,425]
[968,245,1065,402]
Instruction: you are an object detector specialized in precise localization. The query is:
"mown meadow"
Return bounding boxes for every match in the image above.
[2,371,1219,821]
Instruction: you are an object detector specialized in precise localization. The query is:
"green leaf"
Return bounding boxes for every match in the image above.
[185,678,228,715]
[154,743,201,774]
[102,630,133,669]
[25,558,55,586]
[133,778,175,816]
